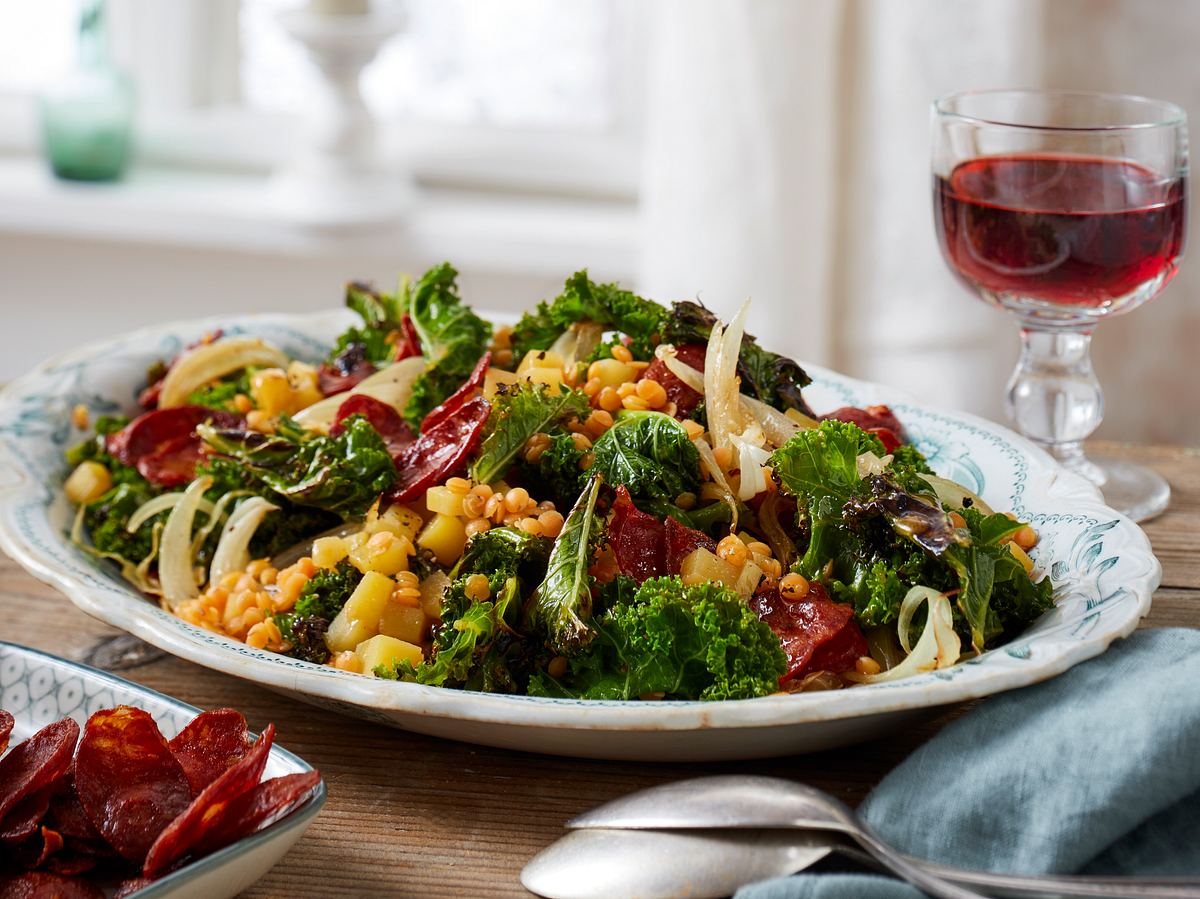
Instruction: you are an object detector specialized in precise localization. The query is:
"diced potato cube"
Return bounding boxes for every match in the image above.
[348,533,411,576]
[417,514,468,567]
[344,531,368,552]
[325,571,395,652]
[379,603,429,645]
[311,536,349,569]
[733,560,763,599]
[522,367,564,388]
[356,634,424,674]
[517,349,565,375]
[588,358,635,390]
[365,503,424,542]
[425,486,464,517]
[679,547,740,590]
[250,368,293,416]
[419,572,450,621]
[484,367,520,399]
[64,461,112,505]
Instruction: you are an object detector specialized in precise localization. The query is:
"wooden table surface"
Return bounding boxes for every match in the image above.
[4,441,1197,897]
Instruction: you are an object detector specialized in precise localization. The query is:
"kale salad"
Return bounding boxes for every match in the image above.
[63,264,1055,701]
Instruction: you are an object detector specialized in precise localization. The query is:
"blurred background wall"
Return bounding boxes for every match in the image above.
[0,0,1196,443]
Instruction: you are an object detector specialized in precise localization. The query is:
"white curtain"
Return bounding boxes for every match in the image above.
[638,0,1200,445]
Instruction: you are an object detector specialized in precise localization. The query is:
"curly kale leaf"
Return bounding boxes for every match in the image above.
[889,443,934,476]
[186,369,253,412]
[196,456,339,558]
[326,281,405,367]
[511,271,668,360]
[518,431,589,511]
[528,577,786,701]
[771,420,1054,650]
[382,575,534,692]
[400,262,492,428]
[665,300,814,416]
[471,383,590,485]
[770,419,885,510]
[295,560,362,620]
[198,415,396,518]
[276,615,331,664]
[65,416,146,490]
[82,482,162,565]
[451,525,552,594]
[590,411,700,502]
[526,473,604,653]
[274,561,362,664]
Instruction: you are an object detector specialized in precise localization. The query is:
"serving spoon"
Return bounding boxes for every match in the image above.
[523,827,1200,899]
[522,775,1200,899]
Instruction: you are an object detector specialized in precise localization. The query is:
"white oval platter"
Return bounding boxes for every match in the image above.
[0,311,1160,761]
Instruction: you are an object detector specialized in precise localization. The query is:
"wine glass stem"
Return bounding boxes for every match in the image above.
[1005,325,1106,486]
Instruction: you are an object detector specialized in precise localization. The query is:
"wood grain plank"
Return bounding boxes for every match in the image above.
[1,441,1196,897]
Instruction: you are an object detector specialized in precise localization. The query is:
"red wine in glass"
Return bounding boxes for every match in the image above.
[935,153,1186,314]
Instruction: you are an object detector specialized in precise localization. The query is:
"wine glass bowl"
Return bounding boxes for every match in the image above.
[932,90,1188,521]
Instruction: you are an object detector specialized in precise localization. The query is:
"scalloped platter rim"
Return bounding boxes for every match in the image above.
[0,310,1161,761]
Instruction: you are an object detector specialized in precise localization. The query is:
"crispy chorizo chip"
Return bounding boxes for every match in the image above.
[0,710,13,755]
[10,826,65,870]
[74,707,192,863]
[43,784,103,845]
[167,709,252,796]
[0,872,104,899]
[0,719,77,825]
[0,788,53,844]
[141,724,274,878]
[193,771,322,857]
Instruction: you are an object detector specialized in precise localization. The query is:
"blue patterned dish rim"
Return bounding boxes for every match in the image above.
[0,310,1162,735]
[0,640,326,897]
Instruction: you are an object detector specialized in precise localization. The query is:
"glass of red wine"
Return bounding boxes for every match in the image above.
[933,89,1187,521]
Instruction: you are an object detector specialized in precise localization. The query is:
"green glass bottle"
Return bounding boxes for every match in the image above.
[39,0,135,182]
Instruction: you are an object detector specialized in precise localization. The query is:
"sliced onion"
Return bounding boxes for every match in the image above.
[71,504,156,594]
[159,338,289,409]
[731,435,771,501]
[733,559,763,599]
[703,302,751,451]
[136,522,165,598]
[660,346,706,393]
[693,436,738,531]
[756,492,798,569]
[189,489,248,558]
[665,347,802,450]
[159,476,213,608]
[918,474,995,516]
[209,496,279,587]
[847,587,962,684]
[856,451,893,479]
[126,493,215,534]
[292,355,426,431]
[549,321,605,370]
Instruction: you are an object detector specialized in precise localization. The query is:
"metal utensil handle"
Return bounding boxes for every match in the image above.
[849,829,991,899]
[911,857,1200,899]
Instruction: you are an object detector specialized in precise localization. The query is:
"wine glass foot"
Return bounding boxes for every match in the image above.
[1086,457,1171,522]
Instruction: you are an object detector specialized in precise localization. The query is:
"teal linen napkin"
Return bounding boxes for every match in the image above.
[736,628,1200,898]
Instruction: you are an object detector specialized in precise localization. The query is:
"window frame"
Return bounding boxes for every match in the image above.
[0,0,644,201]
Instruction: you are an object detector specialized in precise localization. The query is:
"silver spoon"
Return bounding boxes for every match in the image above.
[522,828,834,899]
[568,775,982,899]
[523,827,1200,899]
[560,775,1200,899]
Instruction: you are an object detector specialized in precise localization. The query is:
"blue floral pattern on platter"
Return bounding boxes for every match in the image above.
[0,311,1162,761]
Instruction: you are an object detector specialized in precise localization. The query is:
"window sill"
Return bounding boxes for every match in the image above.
[0,154,639,277]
